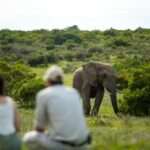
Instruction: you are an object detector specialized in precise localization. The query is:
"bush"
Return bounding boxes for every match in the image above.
[0,61,33,89]
[113,38,130,47]
[28,54,49,66]
[0,60,46,108]
[88,47,103,53]
[13,78,44,107]
[116,74,128,91]
[120,65,150,116]
[104,28,117,36]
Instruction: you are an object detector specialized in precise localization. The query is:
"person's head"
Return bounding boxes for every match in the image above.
[0,76,5,95]
[43,65,64,86]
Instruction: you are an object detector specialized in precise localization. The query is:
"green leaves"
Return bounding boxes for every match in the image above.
[14,78,44,107]
[0,60,40,107]
[120,64,150,116]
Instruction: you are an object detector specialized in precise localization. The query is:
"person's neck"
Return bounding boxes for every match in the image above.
[0,95,5,99]
[0,95,7,104]
[47,84,63,87]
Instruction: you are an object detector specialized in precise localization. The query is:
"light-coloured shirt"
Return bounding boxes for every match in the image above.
[0,97,15,135]
[35,85,89,143]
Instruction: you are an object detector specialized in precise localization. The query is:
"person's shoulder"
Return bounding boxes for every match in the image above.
[65,86,79,95]
[37,87,52,98]
[5,96,16,107]
[6,96,14,103]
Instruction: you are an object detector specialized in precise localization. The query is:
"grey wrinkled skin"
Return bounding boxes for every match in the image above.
[73,62,119,116]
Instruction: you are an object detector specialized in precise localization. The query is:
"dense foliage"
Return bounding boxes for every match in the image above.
[0,26,150,115]
[14,78,44,107]
[0,60,44,107]
[119,64,150,116]
[0,27,150,66]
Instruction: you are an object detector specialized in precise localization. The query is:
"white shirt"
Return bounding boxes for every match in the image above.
[35,85,89,143]
[0,97,16,135]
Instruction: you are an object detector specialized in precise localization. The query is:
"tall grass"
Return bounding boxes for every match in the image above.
[21,72,150,150]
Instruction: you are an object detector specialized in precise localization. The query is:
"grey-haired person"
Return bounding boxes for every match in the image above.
[23,65,91,150]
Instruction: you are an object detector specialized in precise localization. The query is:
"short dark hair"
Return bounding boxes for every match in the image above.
[0,76,5,95]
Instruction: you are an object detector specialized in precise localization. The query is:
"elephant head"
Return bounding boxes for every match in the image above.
[83,62,117,88]
[82,62,98,86]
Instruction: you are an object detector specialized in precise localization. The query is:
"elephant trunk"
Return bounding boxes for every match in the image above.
[110,93,119,114]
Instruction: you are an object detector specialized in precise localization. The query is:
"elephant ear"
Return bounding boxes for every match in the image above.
[82,62,98,86]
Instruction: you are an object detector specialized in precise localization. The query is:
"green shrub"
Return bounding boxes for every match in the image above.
[104,28,117,36]
[120,65,150,116]
[13,78,44,107]
[116,74,128,91]
[0,61,40,105]
[88,47,103,53]
[113,38,130,47]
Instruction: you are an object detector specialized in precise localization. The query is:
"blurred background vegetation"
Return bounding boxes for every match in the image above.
[0,26,150,116]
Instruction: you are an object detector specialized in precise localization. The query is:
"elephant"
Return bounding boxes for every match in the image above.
[73,62,119,116]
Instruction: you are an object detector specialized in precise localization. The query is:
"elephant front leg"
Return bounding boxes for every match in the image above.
[82,86,91,116]
[91,87,104,116]
[83,97,91,116]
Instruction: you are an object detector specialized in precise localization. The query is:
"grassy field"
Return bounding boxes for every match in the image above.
[20,72,150,150]
[20,102,150,150]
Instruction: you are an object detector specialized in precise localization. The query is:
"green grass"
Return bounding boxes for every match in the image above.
[20,73,150,150]
[20,101,150,150]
